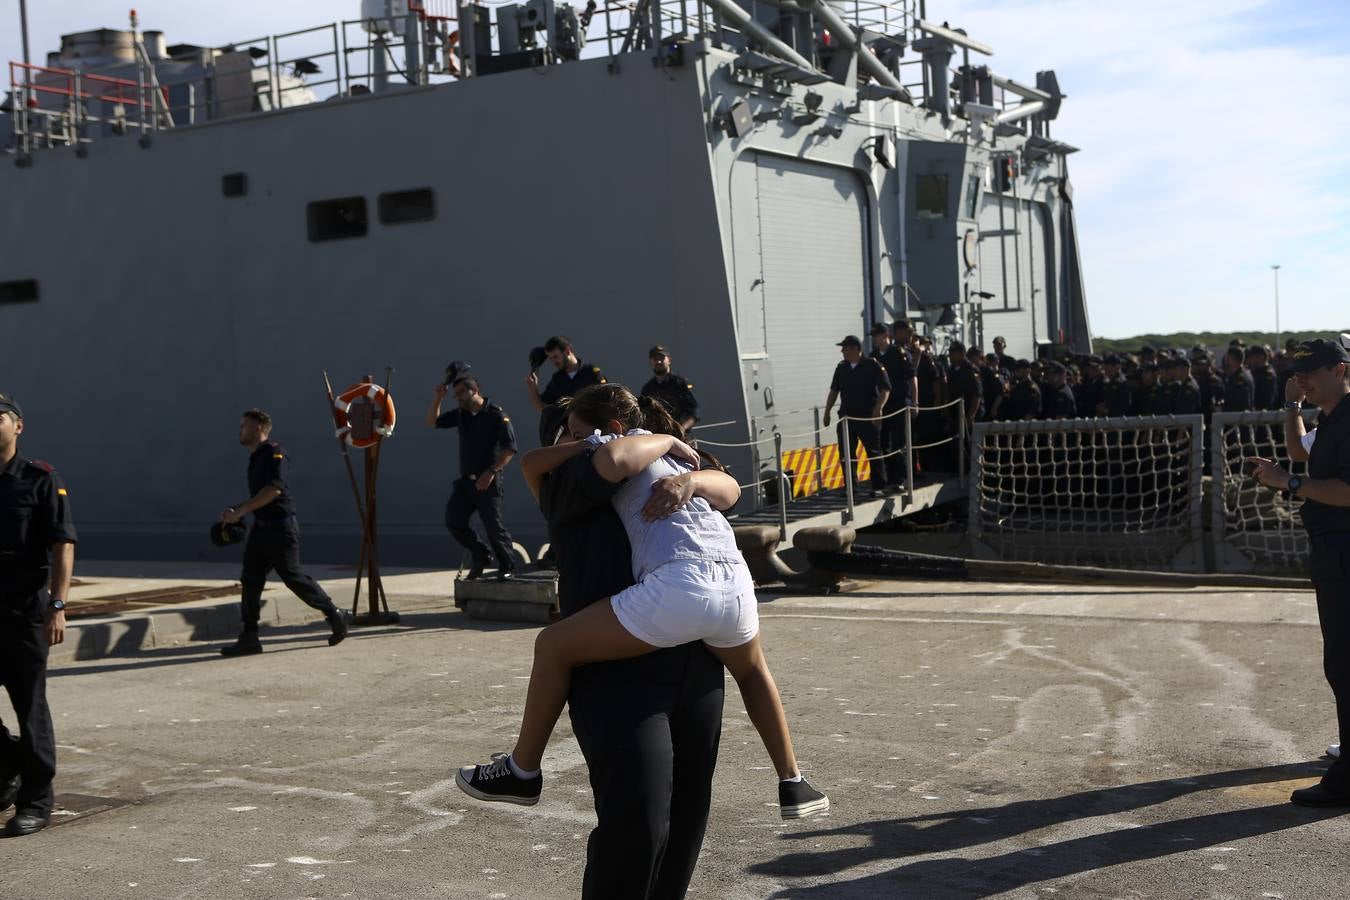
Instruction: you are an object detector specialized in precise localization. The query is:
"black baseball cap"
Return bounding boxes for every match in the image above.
[868,323,889,336]
[210,521,247,548]
[1290,338,1350,374]
[648,344,669,358]
[837,335,862,349]
[1102,353,1121,365]
[445,360,473,385]
[948,340,966,353]
[0,394,21,419]
[1012,358,1031,370]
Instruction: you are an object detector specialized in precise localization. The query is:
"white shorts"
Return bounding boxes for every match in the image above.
[611,559,759,650]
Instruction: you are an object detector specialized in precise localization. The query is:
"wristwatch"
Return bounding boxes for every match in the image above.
[1285,400,1302,411]
[1287,475,1303,496]
[50,597,67,611]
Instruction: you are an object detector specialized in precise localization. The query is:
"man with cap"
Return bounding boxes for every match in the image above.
[869,324,916,490]
[823,335,891,498]
[428,375,518,581]
[977,350,1010,423]
[946,340,983,430]
[1222,347,1255,412]
[0,394,74,837]
[1248,338,1350,806]
[526,336,606,412]
[640,345,699,433]
[1247,345,1279,410]
[219,410,347,656]
[1160,358,1202,415]
[1041,362,1077,419]
[997,360,1041,421]
[1096,354,1133,417]
[992,336,1016,373]
[1191,347,1225,417]
[1075,356,1103,418]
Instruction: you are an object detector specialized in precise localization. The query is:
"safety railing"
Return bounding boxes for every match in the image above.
[8,61,171,154]
[694,395,965,541]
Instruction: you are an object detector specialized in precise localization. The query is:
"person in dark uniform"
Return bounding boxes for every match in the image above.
[1096,354,1133,417]
[1131,363,1160,415]
[1247,345,1279,410]
[639,345,699,432]
[219,410,347,657]
[428,376,518,581]
[1041,362,1077,419]
[1249,339,1350,806]
[978,350,1009,422]
[991,335,1016,373]
[823,335,891,497]
[526,335,606,411]
[1076,355,1103,417]
[996,360,1041,420]
[531,402,726,896]
[869,324,915,489]
[1222,346,1256,412]
[1163,358,1202,415]
[1192,348,1225,416]
[0,395,75,837]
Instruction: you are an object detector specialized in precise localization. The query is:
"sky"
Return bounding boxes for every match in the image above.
[4,0,1349,338]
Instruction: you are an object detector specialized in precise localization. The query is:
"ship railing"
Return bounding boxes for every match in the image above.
[693,396,965,540]
[7,61,173,155]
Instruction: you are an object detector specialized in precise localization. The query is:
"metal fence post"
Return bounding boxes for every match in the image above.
[841,416,855,524]
[812,406,823,496]
[749,415,761,511]
[957,398,968,486]
[904,405,914,505]
[774,431,787,542]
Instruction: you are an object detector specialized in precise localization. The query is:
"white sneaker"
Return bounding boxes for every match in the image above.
[1329,743,1342,760]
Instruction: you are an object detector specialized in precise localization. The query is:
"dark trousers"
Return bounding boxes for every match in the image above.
[569,643,725,899]
[0,591,56,817]
[446,477,514,571]
[1310,534,1350,787]
[240,522,337,630]
[877,409,908,487]
[839,419,885,492]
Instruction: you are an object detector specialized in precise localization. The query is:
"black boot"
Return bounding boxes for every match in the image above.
[220,631,263,657]
[465,557,487,580]
[326,610,349,647]
[3,812,48,837]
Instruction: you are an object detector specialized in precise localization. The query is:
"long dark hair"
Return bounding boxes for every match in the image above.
[569,384,727,473]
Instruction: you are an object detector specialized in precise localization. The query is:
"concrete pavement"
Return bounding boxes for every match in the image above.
[2,574,1348,898]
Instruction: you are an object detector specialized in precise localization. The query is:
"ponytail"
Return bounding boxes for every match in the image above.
[637,394,684,440]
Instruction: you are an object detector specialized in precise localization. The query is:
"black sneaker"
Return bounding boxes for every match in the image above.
[220,633,263,657]
[456,753,541,806]
[779,778,829,819]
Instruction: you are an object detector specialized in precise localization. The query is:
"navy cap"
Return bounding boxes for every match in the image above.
[1048,361,1067,374]
[210,521,247,547]
[1290,339,1350,373]
[0,394,21,419]
[648,344,670,358]
[1086,354,1102,365]
[837,335,862,349]
[446,360,473,384]
[1102,353,1121,365]
[948,340,966,353]
[1013,358,1031,370]
[1189,346,1210,361]
[868,323,889,336]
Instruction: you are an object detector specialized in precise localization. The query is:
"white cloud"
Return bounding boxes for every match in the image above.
[4,0,1348,337]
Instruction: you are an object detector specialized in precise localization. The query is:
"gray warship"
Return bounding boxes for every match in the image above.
[1,0,1090,563]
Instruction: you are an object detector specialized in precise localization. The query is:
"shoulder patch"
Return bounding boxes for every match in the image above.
[501,415,511,423]
[273,453,284,460]
[685,382,694,389]
[57,487,68,496]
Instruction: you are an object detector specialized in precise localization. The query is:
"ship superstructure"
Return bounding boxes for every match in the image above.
[1,0,1090,562]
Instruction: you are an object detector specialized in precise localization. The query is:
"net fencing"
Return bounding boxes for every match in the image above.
[968,416,1206,571]
[1210,410,1316,574]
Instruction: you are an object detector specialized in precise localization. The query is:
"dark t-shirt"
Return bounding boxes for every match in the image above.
[1251,365,1278,410]
[831,358,891,416]
[1302,393,1350,537]
[248,440,297,524]
[0,454,78,597]
[870,346,915,409]
[540,362,607,405]
[1223,368,1255,412]
[640,374,699,424]
[435,400,517,479]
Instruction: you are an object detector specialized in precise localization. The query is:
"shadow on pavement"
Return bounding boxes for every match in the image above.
[53,610,537,677]
[751,763,1347,899]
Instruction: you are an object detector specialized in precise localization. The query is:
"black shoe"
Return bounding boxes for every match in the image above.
[326,611,349,647]
[779,777,830,819]
[220,633,263,657]
[465,559,486,581]
[455,753,541,806]
[0,774,18,813]
[4,813,48,837]
[1290,781,1350,807]
[496,569,514,582]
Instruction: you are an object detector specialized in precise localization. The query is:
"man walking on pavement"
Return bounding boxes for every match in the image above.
[219,410,347,656]
[0,394,75,837]
[428,375,519,581]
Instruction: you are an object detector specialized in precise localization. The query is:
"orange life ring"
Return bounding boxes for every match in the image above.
[334,382,396,449]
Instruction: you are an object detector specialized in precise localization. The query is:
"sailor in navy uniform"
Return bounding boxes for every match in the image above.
[526,335,606,411]
[0,394,76,837]
[640,345,699,432]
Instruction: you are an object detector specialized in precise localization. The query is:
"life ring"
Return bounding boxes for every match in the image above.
[334,382,396,449]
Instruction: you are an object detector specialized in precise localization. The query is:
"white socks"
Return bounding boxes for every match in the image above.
[781,773,803,784]
[508,754,541,780]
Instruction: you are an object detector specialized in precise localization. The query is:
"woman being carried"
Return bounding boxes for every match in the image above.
[457,385,828,819]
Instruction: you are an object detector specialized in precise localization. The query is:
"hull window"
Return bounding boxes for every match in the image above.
[378,188,436,225]
[222,173,248,197]
[307,196,368,242]
[0,280,39,304]
[915,174,949,219]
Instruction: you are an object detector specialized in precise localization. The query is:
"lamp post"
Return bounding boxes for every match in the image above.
[1271,264,1281,350]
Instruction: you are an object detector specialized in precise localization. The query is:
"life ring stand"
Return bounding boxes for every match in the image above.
[334,382,396,449]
